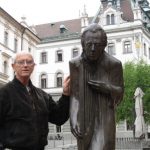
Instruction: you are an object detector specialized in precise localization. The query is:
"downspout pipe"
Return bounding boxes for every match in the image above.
[21,28,26,50]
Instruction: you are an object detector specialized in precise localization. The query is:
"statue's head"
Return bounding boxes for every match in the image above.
[81,23,107,61]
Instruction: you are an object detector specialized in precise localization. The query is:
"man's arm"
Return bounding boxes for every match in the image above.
[0,88,5,150]
[47,94,70,126]
[46,77,70,126]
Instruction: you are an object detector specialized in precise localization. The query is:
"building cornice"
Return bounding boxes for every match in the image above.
[40,32,81,44]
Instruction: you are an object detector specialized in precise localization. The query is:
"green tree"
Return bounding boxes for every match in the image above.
[116,61,150,128]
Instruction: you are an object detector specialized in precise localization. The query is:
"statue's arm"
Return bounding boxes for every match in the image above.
[70,96,82,138]
[69,60,82,138]
[88,61,124,105]
[110,61,124,105]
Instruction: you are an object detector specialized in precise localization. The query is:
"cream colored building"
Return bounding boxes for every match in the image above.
[0,7,40,87]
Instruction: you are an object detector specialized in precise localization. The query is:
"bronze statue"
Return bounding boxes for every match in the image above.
[69,23,124,150]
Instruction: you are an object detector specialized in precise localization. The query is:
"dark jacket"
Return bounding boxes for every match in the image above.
[0,77,70,149]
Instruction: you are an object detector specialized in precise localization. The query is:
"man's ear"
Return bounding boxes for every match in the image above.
[12,63,14,68]
[12,64,15,71]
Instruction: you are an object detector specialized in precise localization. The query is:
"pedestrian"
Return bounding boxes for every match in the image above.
[0,51,70,150]
[69,23,124,150]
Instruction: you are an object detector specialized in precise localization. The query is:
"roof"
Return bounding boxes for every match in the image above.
[120,0,134,22]
[34,18,81,39]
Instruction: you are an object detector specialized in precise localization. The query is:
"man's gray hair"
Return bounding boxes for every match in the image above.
[11,51,34,64]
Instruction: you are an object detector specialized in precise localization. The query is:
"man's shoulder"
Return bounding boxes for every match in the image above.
[0,81,13,90]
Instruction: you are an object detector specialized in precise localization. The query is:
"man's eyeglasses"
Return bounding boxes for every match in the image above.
[15,60,35,66]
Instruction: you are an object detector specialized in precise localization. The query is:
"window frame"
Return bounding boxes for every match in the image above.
[40,52,48,64]
[56,50,63,62]
[123,40,132,54]
[14,38,18,52]
[72,47,79,58]
[56,72,63,87]
[40,73,47,89]
[4,31,9,47]
[107,42,116,55]
[106,13,115,25]
[3,60,8,75]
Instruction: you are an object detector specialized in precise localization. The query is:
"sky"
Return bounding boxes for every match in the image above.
[0,0,100,25]
[1,0,150,26]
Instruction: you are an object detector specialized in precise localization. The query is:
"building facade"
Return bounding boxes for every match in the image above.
[0,7,40,87]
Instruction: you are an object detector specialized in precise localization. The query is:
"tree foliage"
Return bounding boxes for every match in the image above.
[116,61,150,127]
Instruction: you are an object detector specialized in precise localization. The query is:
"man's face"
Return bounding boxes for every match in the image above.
[12,54,35,79]
[83,31,105,61]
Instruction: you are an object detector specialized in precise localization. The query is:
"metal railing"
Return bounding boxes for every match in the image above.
[45,133,150,150]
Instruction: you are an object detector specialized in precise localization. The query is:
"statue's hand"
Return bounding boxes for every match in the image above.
[88,80,110,94]
[71,123,82,139]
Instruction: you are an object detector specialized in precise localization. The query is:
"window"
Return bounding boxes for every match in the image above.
[106,14,115,25]
[56,50,63,62]
[72,48,79,58]
[4,31,8,46]
[3,60,8,74]
[14,38,18,52]
[108,43,115,55]
[144,43,147,56]
[28,47,31,53]
[123,41,132,53]
[40,74,47,89]
[56,125,61,133]
[60,24,67,33]
[41,52,47,63]
[106,15,110,25]
[111,14,115,25]
[56,73,63,87]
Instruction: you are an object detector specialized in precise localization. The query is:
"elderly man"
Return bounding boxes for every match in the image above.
[0,51,70,150]
[69,23,124,150]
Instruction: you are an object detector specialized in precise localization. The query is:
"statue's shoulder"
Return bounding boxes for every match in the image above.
[69,56,82,67]
[104,52,122,66]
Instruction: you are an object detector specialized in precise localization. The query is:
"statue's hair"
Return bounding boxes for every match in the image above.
[81,23,107,49]
[11,51,34,64]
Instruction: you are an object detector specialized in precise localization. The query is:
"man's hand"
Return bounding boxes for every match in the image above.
[63,76,70,96]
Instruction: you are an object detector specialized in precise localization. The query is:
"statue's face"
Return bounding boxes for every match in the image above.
[83,31,105,61]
